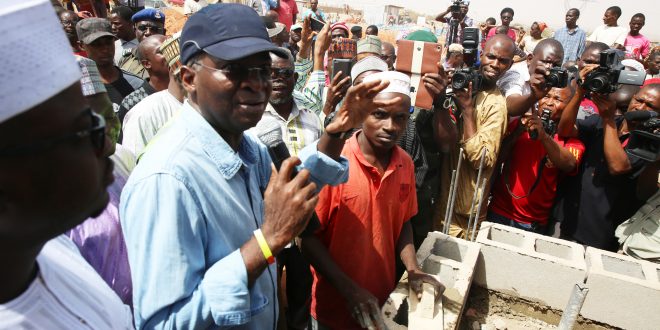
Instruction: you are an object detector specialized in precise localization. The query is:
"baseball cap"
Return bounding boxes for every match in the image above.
[180,3,288,64]
[76,18,115,45]
[291,23,302,31]
[268,22,285,38]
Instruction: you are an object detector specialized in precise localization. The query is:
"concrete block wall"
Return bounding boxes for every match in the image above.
[581,247,660,330]
[474,222,587,310]
[382,231,481,329]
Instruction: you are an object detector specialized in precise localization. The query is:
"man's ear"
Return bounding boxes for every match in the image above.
[141,59,151,70]
[78,41,86,51]
[180,64,197,97]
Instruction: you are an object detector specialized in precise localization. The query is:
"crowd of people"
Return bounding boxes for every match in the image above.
[1,0,659,329]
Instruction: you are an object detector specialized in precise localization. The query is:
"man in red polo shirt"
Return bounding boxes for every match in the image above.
[301,71,443,329]
[488,86,585,233]
[275,0,298,31]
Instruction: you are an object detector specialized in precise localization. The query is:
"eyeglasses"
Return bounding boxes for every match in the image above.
[136,24,164,33]
[271,68,294,78]
[194,61,272,81]
[0,109,106,157]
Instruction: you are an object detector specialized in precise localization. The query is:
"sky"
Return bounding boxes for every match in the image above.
[318,0,659,41]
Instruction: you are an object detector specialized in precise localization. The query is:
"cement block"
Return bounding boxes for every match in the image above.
[382,231,480,329]
[474,222,587,310]
[581,247,660,329]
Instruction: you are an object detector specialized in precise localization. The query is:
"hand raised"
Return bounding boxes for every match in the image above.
[423,62,449,104]
[325,79,402,134]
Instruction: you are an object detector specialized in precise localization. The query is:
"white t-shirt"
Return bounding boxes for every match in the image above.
[522,35,543,54]
[587,25,627,47]
[122,89,183,157]
[184,0,208,15]
[0,236,134,330]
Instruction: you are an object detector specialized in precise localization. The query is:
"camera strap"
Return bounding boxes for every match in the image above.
[503,155,548,200]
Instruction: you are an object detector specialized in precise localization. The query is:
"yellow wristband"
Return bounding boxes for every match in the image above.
[254,229,275,264]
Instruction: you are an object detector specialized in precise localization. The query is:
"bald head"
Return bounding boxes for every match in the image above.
[137,35,168,77]
[381,42,396,69]
[612,84,641,113]
[528,38,564,70]
[480,35,516,83]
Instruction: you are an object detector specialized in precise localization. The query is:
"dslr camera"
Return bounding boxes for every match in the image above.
[545,67,568,88]
[452,68,482,91]
[580,49,646,94]
[530,108,557,140]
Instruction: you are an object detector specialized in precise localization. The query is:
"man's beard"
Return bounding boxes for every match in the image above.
[270,94,292,105]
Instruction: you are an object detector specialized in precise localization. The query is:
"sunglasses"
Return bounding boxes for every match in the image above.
[0,109,106,157]
[136,24,164,33]
[271,68,294,78]
[194,61,272,81]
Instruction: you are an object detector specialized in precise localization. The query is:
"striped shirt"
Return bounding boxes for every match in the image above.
[251,90,323,156]
[553,26,587,64]
[295,58,324,115]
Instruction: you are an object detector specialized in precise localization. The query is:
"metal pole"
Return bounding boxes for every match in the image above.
[443,170,457,235]
[470,178,488,242]
[445,148,464,235]
[466,149,486,240]
[558,283,589,330]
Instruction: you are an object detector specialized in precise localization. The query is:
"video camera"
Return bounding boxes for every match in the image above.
[624,111,660,162]
[450,27,481,93]
[450,0,464,14]
[580,49,646,95]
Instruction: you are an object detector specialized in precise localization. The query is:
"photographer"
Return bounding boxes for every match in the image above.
[488,85,584,233]
[556,78,660,250]
[433,35,515,238]
[435,1,474,46]
[496,39,565,116]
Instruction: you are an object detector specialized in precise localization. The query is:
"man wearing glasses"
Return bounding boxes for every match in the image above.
[0,1,133,328]
[118,8,167,79]
[120,4,398,329]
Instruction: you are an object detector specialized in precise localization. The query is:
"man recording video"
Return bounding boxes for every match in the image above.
[556,67,660,250]
[488,85,585,234]
[496,39,566,116]
[435,0,474,46]
[433,35,515,238]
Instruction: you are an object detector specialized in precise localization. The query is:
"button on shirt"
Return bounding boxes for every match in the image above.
[250,91,323,157]
[120,101,349,329]
[553,26,587,64]
[114,38,138,65]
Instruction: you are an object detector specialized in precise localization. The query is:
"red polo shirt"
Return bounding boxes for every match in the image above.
[489,120,585,225]
[311,132,417,329]
[274,0,298,31]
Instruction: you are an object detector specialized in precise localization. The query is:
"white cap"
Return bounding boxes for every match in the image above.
[351,56,388,80]
[0,0,81,124]
[362,71,411,97]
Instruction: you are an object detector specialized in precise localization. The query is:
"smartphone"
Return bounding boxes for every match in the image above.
[310,16,325,32]
[331,58,352,84]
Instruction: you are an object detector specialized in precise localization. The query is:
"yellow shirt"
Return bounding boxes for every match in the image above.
[433,86,508,235]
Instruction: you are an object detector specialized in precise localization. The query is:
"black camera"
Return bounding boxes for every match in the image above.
[452,67,482,91]
[462,27,480,67]
[545,67,568,88]
[529,108,557,140]
[624,111,660,162]
[581,49,646,94]
[450,0,463,13]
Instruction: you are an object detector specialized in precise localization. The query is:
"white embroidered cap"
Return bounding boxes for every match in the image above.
[351,56,388,80]
[362,71,411,97]
[0,0,81,124]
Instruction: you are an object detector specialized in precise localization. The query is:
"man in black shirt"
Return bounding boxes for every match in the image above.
[77,18,143,107]
[557,82,660,250]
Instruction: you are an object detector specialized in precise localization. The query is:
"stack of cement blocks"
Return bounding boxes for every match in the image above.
[581,247,660,329]
[474,222,587,310]
[475,222,660,329]
[382,231,481,329]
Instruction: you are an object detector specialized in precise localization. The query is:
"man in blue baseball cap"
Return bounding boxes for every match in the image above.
[118,8,166,79]
[120,3,399,329]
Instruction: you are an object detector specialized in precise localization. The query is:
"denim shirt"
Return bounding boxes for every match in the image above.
[120,101,348,329]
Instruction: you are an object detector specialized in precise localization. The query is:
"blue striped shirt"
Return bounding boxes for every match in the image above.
[553,26,587,64]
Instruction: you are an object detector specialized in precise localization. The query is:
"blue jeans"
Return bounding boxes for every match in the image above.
[487,211,547,234]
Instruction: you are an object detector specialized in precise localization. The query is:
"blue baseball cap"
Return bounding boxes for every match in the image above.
[131,8,165,24]
[180,3,288,64]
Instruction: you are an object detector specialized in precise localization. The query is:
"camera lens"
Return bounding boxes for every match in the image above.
[586,76,608,93]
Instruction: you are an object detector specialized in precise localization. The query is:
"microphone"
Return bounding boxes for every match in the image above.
[257,120,320,235]
[624,110,658,122]
[256,120,293,172]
